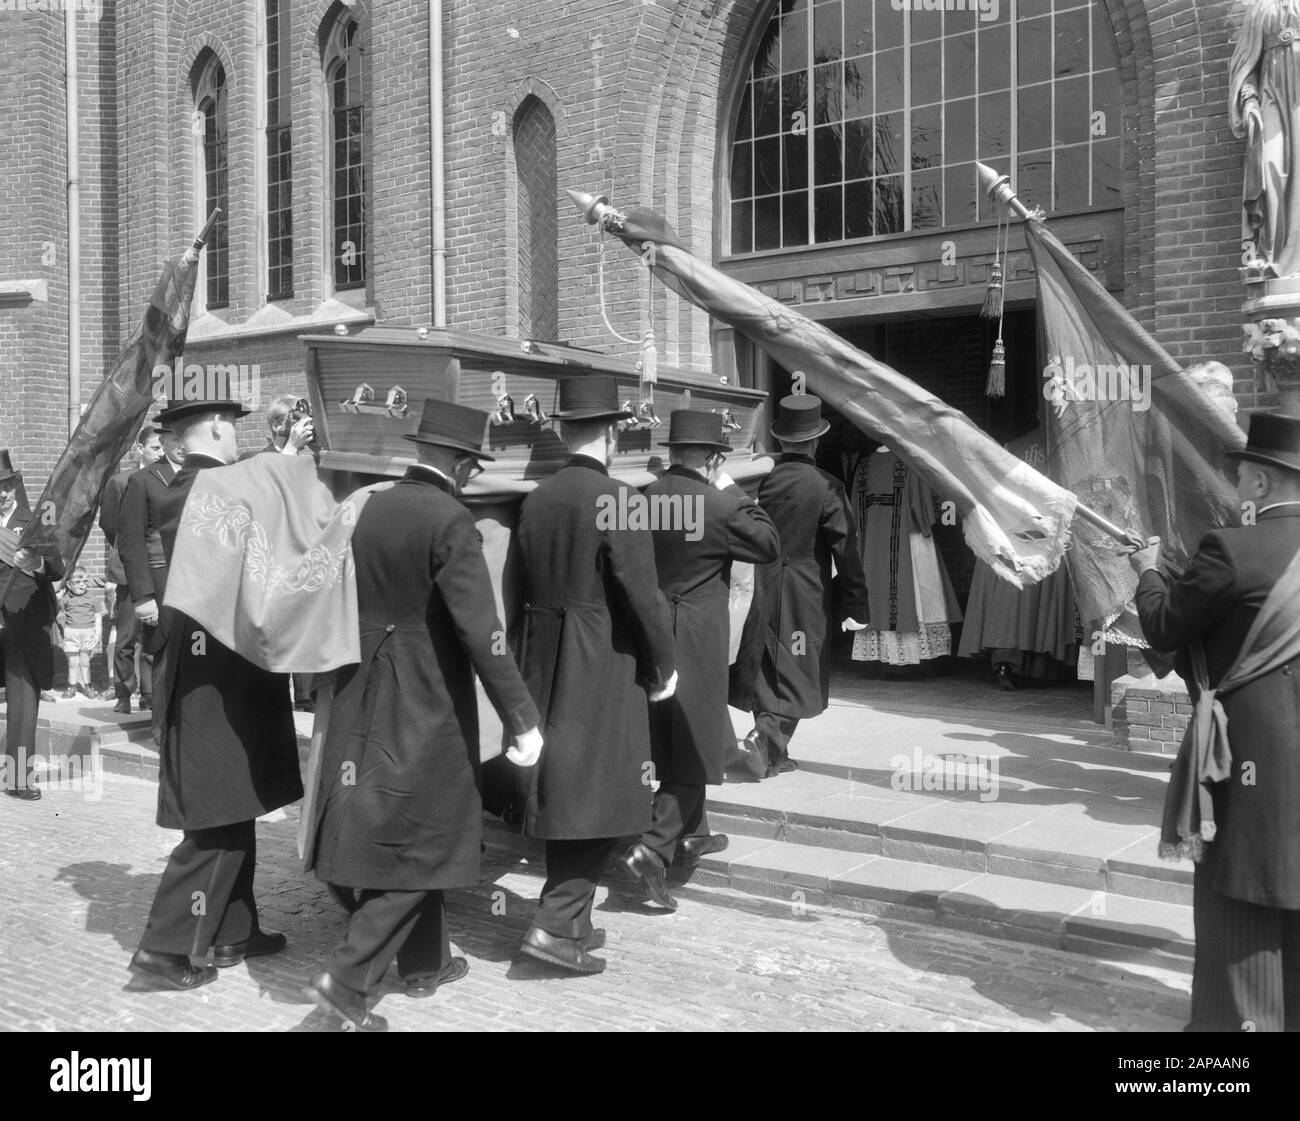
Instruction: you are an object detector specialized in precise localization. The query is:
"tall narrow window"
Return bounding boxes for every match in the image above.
[324,15,366,290]
[514,98,558,341]
[266,0,293,299]
[196,57,230,308]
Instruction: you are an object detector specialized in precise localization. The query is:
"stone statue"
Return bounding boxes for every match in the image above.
[1230,0,1300,278]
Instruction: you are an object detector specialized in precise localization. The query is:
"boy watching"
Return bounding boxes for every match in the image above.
[58,566,104,700]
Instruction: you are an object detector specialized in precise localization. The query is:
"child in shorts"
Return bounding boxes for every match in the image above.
[58,566,104,699]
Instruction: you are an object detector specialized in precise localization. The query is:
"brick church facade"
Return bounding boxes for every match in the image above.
[0,0,1280,594]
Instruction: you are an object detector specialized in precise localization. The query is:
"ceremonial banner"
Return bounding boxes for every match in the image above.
[166,454,389,673]
[3,253,199,584]
[583,200,1076,586]
[1023,218,1246,643]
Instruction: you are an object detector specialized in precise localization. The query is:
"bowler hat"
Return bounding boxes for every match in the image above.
[549,376,633,421]
[1225,411,1300,474]
[770,394,830,441]
[155,393,251,428]
[401,398,495,460]
[0,449,19,484]
[658,409,732,453]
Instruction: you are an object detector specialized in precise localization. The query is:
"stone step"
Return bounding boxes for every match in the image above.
[483,822,1194,972]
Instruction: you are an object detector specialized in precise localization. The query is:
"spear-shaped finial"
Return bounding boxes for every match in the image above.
[976,163,1043,223]
[566,188,625,231]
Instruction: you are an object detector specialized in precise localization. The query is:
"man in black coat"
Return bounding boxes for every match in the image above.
[508,376,676,974]
[306,400,542,1033]
[128,394,302,992]
[99,426,167,713]
[1131,411,1300,1031]
[732,395,869,777]
[1,450,65,801]
[619,410,779,908]
[117,424,186,711]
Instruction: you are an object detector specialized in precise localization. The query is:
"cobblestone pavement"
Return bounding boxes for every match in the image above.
[0,771,1191,1032]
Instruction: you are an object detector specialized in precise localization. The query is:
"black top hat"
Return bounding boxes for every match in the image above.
[770,394,830,441]
[658,409,732,453]
[1225,411,1300,474]
[0,449,19,484]
[401,398,495,460]
[155,394,252,428]
[549,376,633,421]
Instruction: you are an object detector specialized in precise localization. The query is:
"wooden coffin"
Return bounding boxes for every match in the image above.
[299,326,771,499]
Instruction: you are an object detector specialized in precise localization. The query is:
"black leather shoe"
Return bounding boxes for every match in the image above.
[4,787,41,801]
[620,843,677,910]
[113,697,131,714]
[128,949,218,991]
[520,927,606,974]
[213,929,286,968]
[994,663,1018,691]
[738,730,768,779]
[139,694,152,711]
[676,833,729,865]
[305,971,388,1032]
[404,955,469,998]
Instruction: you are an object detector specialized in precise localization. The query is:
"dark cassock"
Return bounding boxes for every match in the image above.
[621,411,780,905]
[1134,412,1300,1032]
[957,429,1079,689]
[308,401,539,1027]
[505,375,675,972]
[129,395,301,992]
[0,450,65,800]
[731,395,870,776]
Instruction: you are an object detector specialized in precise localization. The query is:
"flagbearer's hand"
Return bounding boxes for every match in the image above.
[135,597,160,626]
[1124,535,1161,575]
[649,670,678,702]
[506,727,543,767]
[841,617,868,632]
[12,548,44,576]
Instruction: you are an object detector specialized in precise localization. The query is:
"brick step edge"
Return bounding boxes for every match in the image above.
[705,806,1194,908]
[482,823,1194,975]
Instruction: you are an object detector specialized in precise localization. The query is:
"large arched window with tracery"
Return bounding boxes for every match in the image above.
[726,0,1122,254]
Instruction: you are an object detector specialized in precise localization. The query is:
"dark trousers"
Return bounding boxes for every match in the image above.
[325,887,450,996]
[1,623,41,793]
[642,782,708,865]
[1190,867,1300,1032]
[112,585,152,699]
[534,838,619,940]
[138,820,259,958]
[755,711,800,765]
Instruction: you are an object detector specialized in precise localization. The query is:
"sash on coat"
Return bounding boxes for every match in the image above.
[1160,545,1300,862]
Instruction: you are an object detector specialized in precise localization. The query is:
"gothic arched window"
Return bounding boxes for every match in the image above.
[195,55,229,308]
[515,98,559,341]
[727,0,1122,254]
[266,0,293,299]
[324,12,367,290]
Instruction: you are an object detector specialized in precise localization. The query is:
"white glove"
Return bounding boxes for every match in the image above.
[713,472,737,491]
[841,617,868,632]
[649,670,678,702]
[506,726,543,767]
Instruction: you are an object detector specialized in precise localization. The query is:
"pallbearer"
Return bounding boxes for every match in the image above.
[619,410,779,908]
[509,376,676,974]
[732,395,869,777]
[306,399,542,1032]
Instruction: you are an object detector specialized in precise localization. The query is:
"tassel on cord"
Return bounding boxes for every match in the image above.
[980,259,1003,320]
[985,337,1006,398]
[985,210,1009,398]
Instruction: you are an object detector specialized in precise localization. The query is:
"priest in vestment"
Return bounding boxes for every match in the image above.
[957,429,1080,689]
[849,445,961,668]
